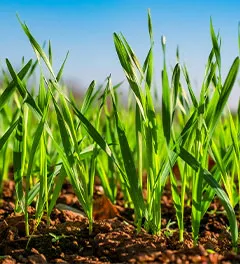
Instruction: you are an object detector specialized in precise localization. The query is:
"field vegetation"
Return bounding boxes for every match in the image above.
[0,10,240,255]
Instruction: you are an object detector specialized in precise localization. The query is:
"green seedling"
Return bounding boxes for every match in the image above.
[0,10,239,251]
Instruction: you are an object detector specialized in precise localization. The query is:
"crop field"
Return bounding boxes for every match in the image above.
[0,11,240,263]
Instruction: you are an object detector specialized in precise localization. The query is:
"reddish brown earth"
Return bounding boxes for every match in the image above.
[1,180,240,264]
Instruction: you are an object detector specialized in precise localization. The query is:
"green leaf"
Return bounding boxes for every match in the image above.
[48,166,66,215]
[52,95,75,166]
[109,77,145,222]
[162,68,171,145]
[17,15,56,79]
[182,65,198,108]
[0,60,32,111]
[56,51,69,82]
[177,146,238,248]
[210,18,221,69]
[147,9,153,43]
[81,80,96,115]
[0,119,19,151]
[209,57,239,136]
[113,33,146,121]
[171,63,180,115]
[6,59,42,116]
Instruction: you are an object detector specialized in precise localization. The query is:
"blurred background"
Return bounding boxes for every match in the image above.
[0,0,239,109]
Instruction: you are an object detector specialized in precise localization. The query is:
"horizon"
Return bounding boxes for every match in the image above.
[0,0,239,109]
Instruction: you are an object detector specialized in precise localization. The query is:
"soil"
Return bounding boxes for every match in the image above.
[1,179,240,264]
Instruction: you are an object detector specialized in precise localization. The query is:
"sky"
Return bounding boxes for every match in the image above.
[0,0,239,109]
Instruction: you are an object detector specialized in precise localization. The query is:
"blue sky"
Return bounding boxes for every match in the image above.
[0,0,239,109]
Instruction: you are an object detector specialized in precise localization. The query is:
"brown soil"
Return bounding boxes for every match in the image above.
[1,180,240,264]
